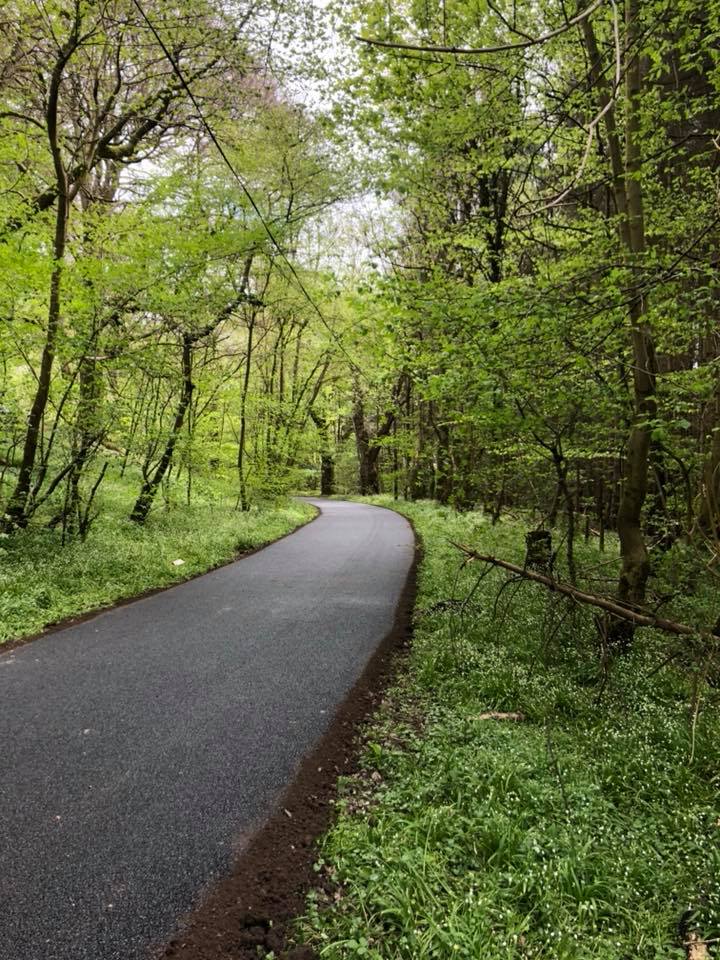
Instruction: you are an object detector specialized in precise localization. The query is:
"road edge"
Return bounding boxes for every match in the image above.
[157,504,421,960]
[0,502,320,656]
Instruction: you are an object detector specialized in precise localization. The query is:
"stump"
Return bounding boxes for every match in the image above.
[525,530,552,572]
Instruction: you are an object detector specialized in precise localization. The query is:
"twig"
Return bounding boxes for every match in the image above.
[355,0,605,56]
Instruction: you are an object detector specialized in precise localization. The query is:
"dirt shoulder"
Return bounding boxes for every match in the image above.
[158,520,420,960]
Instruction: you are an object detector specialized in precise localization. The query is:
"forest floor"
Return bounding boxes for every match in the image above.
[0,470,315,647]
[292,498,720,960]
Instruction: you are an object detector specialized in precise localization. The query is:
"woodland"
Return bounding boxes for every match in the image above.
[2,0,720,619]
[1,0,720,956]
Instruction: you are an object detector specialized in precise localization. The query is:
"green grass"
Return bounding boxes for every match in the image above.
[300,499,720,960]
[0,470,315,645]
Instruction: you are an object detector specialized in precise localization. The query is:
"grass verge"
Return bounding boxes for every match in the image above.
[300,498,720,960]
[0,473,315,645]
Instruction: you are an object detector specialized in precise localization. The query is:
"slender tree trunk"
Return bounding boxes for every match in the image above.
[552,447,577,584]
[130,335,194,524]
[1,37,76,530]
[65,347,103,532]
[393,419,399,500]
[410,400,432,500]
[310,410,335,496]
[696,374,720,537]
[491,475,505,525]
[584,1,657,638]
[614,0,656,621]
[237,313,256,511]
[547,482,561,527]
[60,163,122,532]
[429,402,453,504]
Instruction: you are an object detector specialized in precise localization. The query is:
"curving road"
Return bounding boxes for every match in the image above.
[0,499,415,960]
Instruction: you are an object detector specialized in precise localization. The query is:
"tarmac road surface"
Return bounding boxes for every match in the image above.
[0,498,415,960]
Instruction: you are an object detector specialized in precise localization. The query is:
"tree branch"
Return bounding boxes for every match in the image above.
[355,0,604,56]
[452,542,712,639]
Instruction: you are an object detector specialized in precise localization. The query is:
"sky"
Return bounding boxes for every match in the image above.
[267,0,405,276]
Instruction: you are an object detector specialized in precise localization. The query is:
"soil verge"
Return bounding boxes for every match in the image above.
[156,512,420,960]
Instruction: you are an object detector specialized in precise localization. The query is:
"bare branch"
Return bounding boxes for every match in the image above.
[452,542,713,639]
[355,0,605,56]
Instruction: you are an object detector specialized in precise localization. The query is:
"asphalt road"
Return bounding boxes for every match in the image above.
[0,498,415,960]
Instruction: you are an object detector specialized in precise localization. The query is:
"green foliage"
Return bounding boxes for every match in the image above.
[0,0,350,535]
[301,500,720,959]
[319,0,720,559]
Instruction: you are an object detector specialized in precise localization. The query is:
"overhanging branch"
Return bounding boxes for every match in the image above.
[355,0,604,56]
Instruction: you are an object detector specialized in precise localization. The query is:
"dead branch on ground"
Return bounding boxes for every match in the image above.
[451,542,714,641]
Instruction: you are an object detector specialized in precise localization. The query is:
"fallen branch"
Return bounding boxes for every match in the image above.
[452,543,711,640]
[685,931,712,960]
[476,711,524,722]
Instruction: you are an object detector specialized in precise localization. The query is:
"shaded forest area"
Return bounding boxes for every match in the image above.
[339,0,720,641]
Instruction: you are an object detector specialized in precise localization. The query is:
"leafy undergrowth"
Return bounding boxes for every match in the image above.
[0,472,314,644]
[300,499,720,960]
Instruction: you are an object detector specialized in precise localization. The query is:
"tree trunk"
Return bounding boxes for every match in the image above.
[552,447,577,584]
[1,35,76,530]
[697,376,720,537]
[351,380,403,496]
[320,454,335,496]
[310,410,335,496]
[64,348,104,534]
[237,312,256,512]
[352,397,380,495]
[583,1,657,641]
[613,0,656,622]
[433,417,453,505]
[130,335,194,524]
